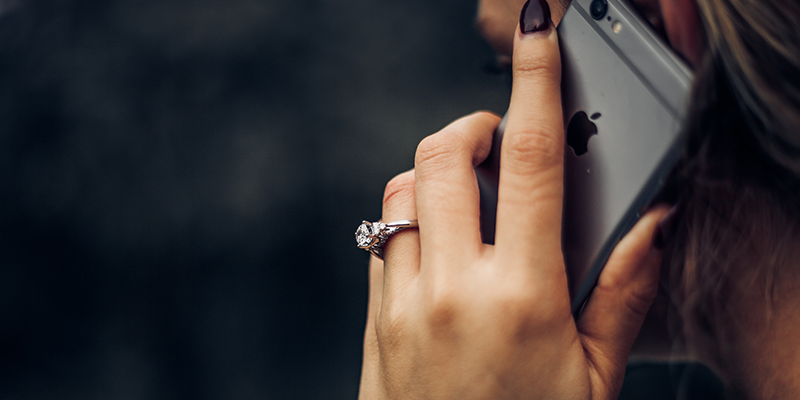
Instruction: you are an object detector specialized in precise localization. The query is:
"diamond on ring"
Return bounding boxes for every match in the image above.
[355,223,376,248]
[355,219,419,260]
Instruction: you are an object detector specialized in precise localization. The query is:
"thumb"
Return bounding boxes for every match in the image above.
[576,206,673,389]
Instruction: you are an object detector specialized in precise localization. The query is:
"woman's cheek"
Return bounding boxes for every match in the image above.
[475,0,527,57]
[475,0,568,59]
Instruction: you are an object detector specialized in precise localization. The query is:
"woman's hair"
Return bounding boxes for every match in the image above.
[665,0,800,389]
[696,0,800,172]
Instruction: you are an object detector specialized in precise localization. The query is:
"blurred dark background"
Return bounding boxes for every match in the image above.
[0,0,509,398]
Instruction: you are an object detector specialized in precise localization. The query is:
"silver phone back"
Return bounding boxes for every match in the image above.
[559,0,692,313]
[475,0,693,315]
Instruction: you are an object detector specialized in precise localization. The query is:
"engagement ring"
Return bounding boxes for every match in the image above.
[355,219,419,260]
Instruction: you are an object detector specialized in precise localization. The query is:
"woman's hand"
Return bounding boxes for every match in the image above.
[359,8,670,399]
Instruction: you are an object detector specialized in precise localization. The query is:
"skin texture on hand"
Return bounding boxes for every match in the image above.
[358,14,672,399]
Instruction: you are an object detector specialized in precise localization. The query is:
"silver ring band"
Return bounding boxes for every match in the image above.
[355,219,419,260]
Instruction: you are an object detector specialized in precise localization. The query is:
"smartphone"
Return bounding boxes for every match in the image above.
[475,0,693,316]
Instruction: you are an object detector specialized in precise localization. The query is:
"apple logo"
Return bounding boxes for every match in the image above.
[566,111,600,156]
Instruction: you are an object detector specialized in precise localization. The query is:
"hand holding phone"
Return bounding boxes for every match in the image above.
[361,2,679,396]
[477,0,692,315]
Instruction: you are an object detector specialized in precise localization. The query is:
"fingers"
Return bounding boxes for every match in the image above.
[380,112,499,295]
[367,255,384,333]
[414,112,499,265]
[495,15,564,271]
[576,206,671,389]
[381,169,420,288]
[359,255,383,399]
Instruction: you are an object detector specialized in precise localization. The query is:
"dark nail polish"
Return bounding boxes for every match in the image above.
[520,0,552,34]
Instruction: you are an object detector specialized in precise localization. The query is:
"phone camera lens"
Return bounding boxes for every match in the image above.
[590,0,608,20]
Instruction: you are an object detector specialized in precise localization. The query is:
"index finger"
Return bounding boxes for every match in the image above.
[495,0,565,267]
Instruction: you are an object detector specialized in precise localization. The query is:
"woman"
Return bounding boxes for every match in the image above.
[358,0,800,397]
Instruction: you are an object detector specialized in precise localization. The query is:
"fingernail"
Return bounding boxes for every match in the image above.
[653,204,681,250]
[520,0,552,35]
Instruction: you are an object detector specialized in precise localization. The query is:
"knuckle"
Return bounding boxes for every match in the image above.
[470,110,501,123]
[513,51,560,82]
[414,131,465,172]
[623,282,659,317]
[382,172,415,208]
[427,302,459,341]
[424,279,464,340]
[428,295,459,331]
[509,312,546,344]
[595,277,659,318]
[502,128,562,170]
